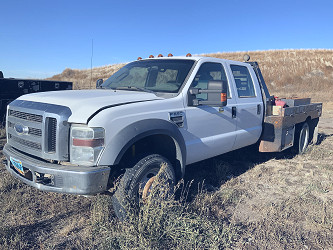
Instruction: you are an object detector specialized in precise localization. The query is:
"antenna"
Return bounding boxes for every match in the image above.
[90,39,94,89]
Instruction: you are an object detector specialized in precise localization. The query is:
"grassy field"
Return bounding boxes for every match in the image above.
[1,49,333,249]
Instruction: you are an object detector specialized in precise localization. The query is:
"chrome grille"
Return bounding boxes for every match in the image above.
[9,109,43,123]
[7,100,71,161]
[8,133,42,151]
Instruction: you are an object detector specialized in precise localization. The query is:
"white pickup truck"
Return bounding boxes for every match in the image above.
[2,54,322,218]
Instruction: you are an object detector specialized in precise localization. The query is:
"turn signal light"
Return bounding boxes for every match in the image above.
[221,93,227,102]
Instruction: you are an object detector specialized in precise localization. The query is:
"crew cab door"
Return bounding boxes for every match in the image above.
[183,61,237,165]
[225,62,264,150]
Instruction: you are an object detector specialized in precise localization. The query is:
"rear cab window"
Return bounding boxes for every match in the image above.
[230,65,256,98]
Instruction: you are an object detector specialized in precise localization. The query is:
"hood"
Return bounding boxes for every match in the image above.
[18,89,162,123]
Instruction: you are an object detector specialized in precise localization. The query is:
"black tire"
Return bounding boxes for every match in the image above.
[294,122,310,154]
[308,118,319,145]
[112,154,176,220]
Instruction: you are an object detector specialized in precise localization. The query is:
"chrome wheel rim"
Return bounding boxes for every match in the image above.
[299,124,309,153]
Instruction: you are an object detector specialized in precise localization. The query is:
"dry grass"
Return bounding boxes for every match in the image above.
[0,129,5,139]
[47,64,126,90]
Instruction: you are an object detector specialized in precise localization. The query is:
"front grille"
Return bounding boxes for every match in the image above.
[9,109,43,123]
[8,133,42,151]
[47,117,57,152]
[7,100,71,161]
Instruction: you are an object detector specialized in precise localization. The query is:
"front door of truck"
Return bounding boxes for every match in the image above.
[183,61,237,165]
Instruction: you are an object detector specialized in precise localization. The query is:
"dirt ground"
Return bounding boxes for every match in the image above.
[0,103,332,249]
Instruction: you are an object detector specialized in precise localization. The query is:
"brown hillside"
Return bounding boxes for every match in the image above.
[47,49,333,102]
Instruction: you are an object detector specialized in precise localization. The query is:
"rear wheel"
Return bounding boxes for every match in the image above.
[295,122,310,154]
[112,154,176,220]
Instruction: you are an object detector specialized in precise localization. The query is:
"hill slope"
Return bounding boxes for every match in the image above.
[48,49,333,102]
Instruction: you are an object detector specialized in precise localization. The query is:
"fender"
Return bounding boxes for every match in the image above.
[98,119,186,176]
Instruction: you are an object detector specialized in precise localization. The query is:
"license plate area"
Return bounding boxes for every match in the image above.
[9,157,33,181]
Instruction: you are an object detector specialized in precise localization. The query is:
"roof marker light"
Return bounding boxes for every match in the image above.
[168,53,173,57]
[157,54,163,57]
[186,53,192,57]
[137,57,142,60]
[149,55,154,58]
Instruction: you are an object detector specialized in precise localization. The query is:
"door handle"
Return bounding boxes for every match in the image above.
[257,104,261,115]
[232,107,236,118]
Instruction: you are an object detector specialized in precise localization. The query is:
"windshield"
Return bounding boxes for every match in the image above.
[101,59,195,93]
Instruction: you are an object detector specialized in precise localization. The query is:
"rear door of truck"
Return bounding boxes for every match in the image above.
[223,62,264,150]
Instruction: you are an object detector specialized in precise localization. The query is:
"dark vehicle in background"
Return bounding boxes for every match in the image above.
[0,71,72,124]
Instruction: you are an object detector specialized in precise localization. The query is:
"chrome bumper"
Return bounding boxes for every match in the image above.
[3,144,110,195]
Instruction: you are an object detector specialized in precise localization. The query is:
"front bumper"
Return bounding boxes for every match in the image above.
[3,143,110,195]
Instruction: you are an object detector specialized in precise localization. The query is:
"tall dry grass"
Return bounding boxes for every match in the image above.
[47,49,333,102]
[48,64,125,90]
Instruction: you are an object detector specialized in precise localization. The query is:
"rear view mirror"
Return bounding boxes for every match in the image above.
[96,79,103,88]
[189,80,227,107]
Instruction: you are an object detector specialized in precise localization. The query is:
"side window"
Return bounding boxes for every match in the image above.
[230,65,256,98]
[191,62,230,100]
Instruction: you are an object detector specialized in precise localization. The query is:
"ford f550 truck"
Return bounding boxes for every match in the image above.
[2,55,322,218]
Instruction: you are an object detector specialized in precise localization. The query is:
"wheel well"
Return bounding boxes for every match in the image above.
[119,134,182,180]
[296,116,311,130]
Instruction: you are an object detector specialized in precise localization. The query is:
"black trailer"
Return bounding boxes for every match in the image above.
[0,71,72,124]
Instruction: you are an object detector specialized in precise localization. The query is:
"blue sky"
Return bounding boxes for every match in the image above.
[1,0,333,79]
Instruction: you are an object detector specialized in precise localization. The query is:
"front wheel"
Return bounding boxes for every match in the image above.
[295,122,310,154]
[112,154,176,220]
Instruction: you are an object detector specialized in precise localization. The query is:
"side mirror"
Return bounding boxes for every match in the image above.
[96,79,103,88]
[189,80,227,107]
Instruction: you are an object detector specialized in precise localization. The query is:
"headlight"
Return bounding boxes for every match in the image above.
[70,124,105,166]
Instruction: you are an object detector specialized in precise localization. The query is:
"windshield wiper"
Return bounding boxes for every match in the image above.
[115,86,155,94]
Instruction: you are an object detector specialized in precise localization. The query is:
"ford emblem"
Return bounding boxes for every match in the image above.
[14,123,29,135]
